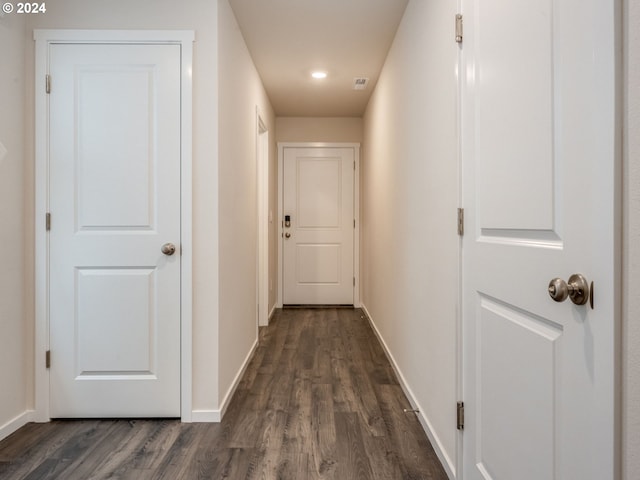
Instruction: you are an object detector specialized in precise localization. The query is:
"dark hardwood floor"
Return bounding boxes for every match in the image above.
[0,308,448,479]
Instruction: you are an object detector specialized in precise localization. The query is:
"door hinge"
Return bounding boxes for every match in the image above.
[46,212,51,231]
[45,350,51,369]
[353,277,356,286]
[457,401,464,430]
[354,161,356,171]
[455,14,463,44]
[354,219,356,228]
[457,208,464,236]
[46,74,51,94]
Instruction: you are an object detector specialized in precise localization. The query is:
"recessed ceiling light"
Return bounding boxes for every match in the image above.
[311,71,327,79]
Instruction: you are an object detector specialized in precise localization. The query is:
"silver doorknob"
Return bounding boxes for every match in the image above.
[548,274,590,306]
[285,233,291,239]
[161,243,176,256]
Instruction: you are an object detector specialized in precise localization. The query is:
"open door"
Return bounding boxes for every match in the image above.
[461,0,618,478]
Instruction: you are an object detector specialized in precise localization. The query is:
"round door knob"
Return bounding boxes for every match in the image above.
[567,273,590,306]
[548,278,569,302]
[548,274,590,306]
[161,243,176,256]
[285,232,291,239]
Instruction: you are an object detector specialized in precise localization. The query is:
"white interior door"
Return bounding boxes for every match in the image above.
[283,147,355,305]
[49,43,181,417]
[461,0,617,478]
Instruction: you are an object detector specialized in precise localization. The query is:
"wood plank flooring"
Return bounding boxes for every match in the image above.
[0,308,448,479]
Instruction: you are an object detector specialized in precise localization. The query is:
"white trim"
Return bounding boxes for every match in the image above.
[191,409,221,423]
[256,108,270,327]
[269,304,277,321]
[179,31,195,424]
[33,31,49,424]
[455,0,464,473]
[353,145,361,308]
[191,337,259,423]
[33,30,195,43]
[0,411,35,442]
[361,304,456,480]
[33,29,194,423]
[277,142,361,307]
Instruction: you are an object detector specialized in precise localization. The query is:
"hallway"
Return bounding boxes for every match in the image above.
[0,309,447,479]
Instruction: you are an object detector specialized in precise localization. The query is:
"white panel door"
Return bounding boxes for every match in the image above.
[49,43,181,417]
[461,0,617,478]
[283,147,355,304]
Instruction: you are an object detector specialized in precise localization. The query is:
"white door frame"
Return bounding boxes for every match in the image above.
[256,109,270,326]
[277,142,360,308]
[33,29,194,422]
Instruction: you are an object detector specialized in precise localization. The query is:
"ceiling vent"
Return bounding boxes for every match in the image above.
[353,77,369,90]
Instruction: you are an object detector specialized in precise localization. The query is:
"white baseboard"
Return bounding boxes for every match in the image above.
[360,304,456,480]
[260,305,278,327]
[191,337,259,424]
[0,410,35,442]
[191,409,220,423]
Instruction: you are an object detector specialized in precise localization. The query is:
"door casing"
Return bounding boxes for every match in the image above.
[277,142,360,308]
[34,29,194,422]
[257,109,270,326]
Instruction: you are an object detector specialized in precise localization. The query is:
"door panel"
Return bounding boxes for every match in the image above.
[476,297,559,480]
[49,43,181,417]
[296,244,342,284]
[297,158,342,227]
[76,268,156,375]
[462,0,616,477]
[76,66,155,229]
[475,0,555,232]
[283,147,355,304]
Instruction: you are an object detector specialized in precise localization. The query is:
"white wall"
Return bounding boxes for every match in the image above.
[0,13,29,435]
[276,117,363,143]
[361,0,458,476]
[623,0,640,476]
[24,0,221,414]
[217,0,276,406]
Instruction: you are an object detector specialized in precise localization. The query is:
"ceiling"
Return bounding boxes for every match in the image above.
[227,0,410,117]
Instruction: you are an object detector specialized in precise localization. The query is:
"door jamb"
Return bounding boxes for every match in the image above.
[277,142,360,308]
[256,109,269,326]
[455,0,464,475]
[33,29,194,422]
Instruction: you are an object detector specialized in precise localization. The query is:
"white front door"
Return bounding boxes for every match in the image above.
[282,146,355,305]
[461,0,617,478]
[49,43,181,417]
